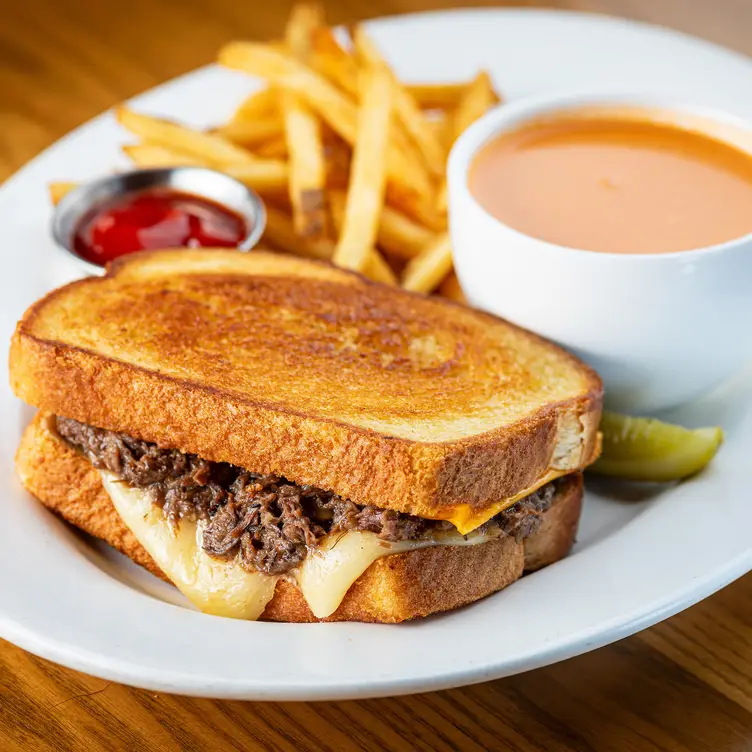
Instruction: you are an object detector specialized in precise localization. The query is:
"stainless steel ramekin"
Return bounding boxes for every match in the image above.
[52,167,267,276]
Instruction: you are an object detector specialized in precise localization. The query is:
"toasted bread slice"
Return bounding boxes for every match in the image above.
[10,249,600,530]
[15,413,583,623]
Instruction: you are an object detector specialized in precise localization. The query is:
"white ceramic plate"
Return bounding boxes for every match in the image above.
[1,9,751,701]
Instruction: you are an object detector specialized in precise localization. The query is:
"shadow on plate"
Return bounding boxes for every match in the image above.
[584,475,670,503]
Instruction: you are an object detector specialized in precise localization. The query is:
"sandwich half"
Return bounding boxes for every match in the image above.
[10,249,602,622]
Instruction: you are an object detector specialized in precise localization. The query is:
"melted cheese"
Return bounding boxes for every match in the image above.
[441,468,571,535]
[101,472,278,619]
[440,421,602,534]
[297,528,498,618]
[297,532,420,619]
[101,473,500,620]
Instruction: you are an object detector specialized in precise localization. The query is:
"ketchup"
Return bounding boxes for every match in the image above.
[72,189,248,266]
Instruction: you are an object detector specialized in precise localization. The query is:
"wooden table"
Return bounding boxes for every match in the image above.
[1,1,751,749]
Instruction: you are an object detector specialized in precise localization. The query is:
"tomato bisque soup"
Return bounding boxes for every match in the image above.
[468,110,752,254]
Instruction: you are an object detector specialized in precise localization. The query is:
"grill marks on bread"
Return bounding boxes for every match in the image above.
[31,263,567,432]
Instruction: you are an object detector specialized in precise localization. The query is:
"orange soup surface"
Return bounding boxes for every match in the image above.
[469,113,752,254]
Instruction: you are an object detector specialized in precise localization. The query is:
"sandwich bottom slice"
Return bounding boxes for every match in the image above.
[16,413,584,624]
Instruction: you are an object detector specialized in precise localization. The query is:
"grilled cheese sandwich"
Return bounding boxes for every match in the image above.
[11,250,601,622]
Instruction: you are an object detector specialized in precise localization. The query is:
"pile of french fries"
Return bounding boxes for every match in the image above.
[50,4,501,298]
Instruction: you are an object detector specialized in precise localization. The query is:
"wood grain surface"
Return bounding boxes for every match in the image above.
[1,1,751,750]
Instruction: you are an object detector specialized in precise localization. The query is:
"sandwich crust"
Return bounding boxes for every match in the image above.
[15,413,583,623]
[10,249,601,524]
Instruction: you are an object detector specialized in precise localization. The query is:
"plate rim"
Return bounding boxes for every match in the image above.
[1,541,750,700]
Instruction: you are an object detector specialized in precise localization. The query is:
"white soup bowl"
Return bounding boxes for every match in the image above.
[448,91,752,413]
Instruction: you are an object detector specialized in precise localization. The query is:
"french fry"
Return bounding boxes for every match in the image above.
[219,41,302,79]
[449,71,497,145]
[48,182,78,206]
[51,7,502,298]
[281,2,337,238]
[218,43,432,204]
[281,10,334,239]
[401,233,453,293]
[385,182,446,232]
[223,161,289,193]
[266,41,290,55]
[324,139,351,189]
[425,115,447,142]
[261,189,293,212]
[229,87,279,123]
[311,51,357,96]
[436,181,448,215]
[433,72,498,217]
[284,2,325,62]
[221,45,355,127]
[327,188,347,228]
[221,44,359,145]
[215,118,283,148]
[281,90,327,237]
[123,143,205,168]
[310,28,359,97]
[362,250,398,285]
[378,205,436,260]
[406,82,469,110]
[327,189,426,261]
[123,143,289,193]
[116,107,258,166]
[334,187,435,260]
[310,55,358,106]
[264,204,333,260]
[255,136,288,159]
[311,26,352,61]
[344,29,439,190]
[353,26,446,177]
[437,271,466,304]
[333,64,392,272]
[283,72,431,204]
[329,190,397,285]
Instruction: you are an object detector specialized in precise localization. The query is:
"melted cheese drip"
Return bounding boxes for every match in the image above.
[297,528,498,618]
[101,472,278,619]
[297,532,420,619]
[101,473,500,620]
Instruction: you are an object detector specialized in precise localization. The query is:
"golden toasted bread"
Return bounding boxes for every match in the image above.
[10,249,601,528]
[16,413,583,623]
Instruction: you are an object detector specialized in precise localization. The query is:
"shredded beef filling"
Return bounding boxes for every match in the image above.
[56,416,558,576]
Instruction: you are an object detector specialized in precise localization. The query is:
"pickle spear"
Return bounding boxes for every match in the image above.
[590,412,724,482]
